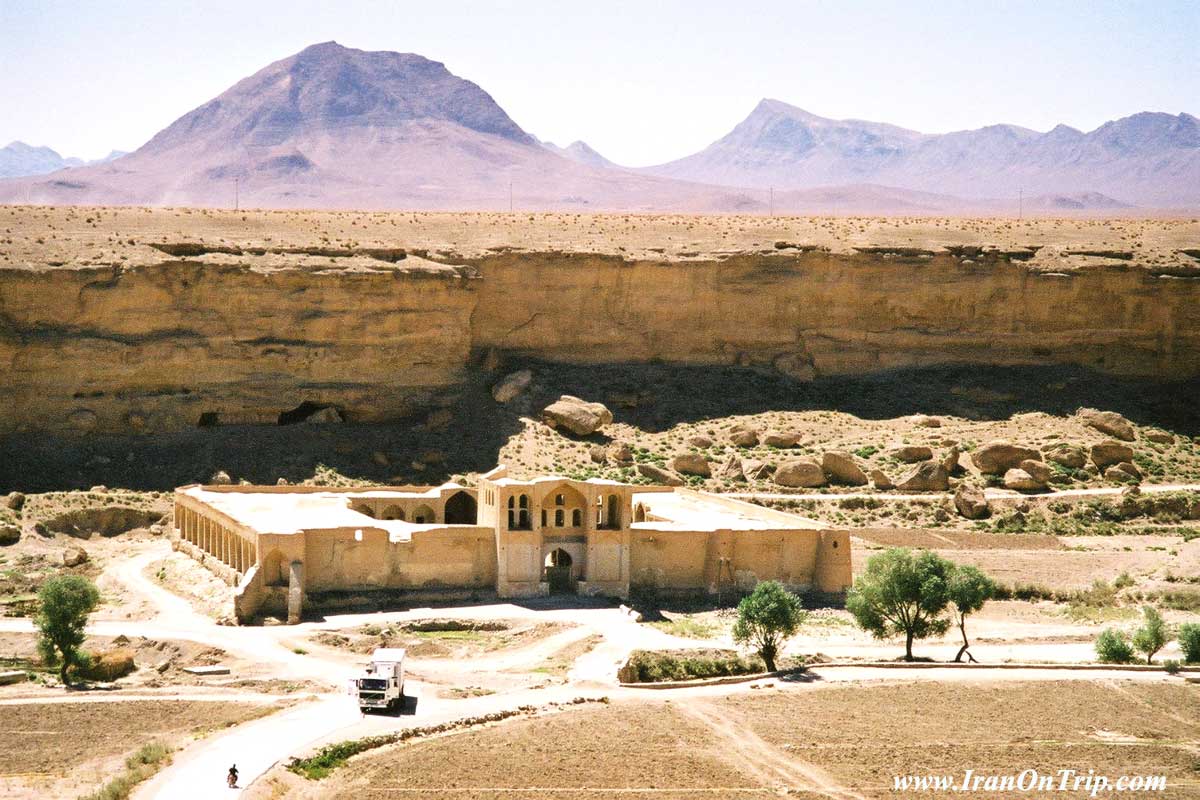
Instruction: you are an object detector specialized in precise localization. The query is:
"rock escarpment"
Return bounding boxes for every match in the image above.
[2,222,1199,435]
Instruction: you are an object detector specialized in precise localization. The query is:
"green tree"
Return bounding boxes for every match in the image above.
[1131,606,1169,665]
[731,581,806,672]
[1179,623,1200,664]
[947,564,997,663]
[1095,628,1135,664]
[35,575,100,685]
[846,548,953,661]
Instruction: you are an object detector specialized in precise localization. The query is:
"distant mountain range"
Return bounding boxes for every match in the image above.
[643,99,1200,208]
[0,42,1193,212]
[0,141,126,179]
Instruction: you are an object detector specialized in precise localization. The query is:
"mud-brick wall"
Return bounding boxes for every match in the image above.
[301,525,497,592]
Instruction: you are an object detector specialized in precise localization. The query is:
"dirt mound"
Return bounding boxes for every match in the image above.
[43,507,163,538]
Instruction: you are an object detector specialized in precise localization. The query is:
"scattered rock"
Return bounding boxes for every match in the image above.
[636,463,683,486]
[971,442,1042,475]
[372,451,390,466]
[728,424,760,448]
[62,546,89,566]
[303,406,343,424]
[762,431,800,448]
[717,454,745,481]
[941,446,961,474]
[6,492,26,511]
[1003,468,1045,492]
[1019,459,1053,485]
[669,453,711,477]
[276,477,289,486]
[210,470,232,486]
[1115,461,1142,479]
[607,442,633,465]
[589,445,608,464]
[891,445,933,463]
[149,523,165,536]
[821,451,868,486]
[954,485,989,519]
[1044,443,1086,469]
[542,395,613,436]
[773,459,826,488]
[895,462,949,492]
[934,507,951,523]
[1077,408,1136,441]
[869,469,894,490]
[1105,464,1141,484]
[90,485,108,494]
[491,369,533,403]
[742,459,775,480]
[0,525,20,546]
[912,415,942,428]
[687,434,713,448]
[1145,430,1175,445]
[1090,440,1135,470]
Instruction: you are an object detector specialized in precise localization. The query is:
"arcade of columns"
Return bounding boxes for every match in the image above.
[175,504,256,575]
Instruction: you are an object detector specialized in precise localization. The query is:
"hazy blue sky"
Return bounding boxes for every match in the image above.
[1,0,1196,165]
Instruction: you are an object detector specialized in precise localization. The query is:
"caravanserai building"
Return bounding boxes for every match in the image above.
[172,466,851,622]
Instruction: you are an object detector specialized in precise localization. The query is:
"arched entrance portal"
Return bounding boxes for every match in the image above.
[544,548,573,594]
[443,491,477,524]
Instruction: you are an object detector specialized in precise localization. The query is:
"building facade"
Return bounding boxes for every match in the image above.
[172,466,852,623]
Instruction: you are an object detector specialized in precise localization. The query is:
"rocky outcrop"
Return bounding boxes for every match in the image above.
[1077,408,1136,441]
[895,462,949,492]
[821,451,868,486]
[954,484,989,519]
[669,453,711,477]
[1044,443,1086,469]
[636,463,683,486]
[1091,440,1135,469]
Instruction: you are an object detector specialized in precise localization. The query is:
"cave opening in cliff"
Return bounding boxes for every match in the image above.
[197,412,220,428]
[278,401,339,425]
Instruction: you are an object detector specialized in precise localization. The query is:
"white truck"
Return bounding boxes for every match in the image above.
[354,648,406,713]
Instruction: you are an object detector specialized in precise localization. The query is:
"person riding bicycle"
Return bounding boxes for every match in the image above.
[227,764,239,788]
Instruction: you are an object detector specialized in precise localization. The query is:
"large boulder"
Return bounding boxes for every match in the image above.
[911,415,943,428]
[303,406,343,424]
[1090,440,1135,470]
[210,470,233,486]
[942,446,961,474]
[762,431,801,448]
[1044,443,1086,469]
[669,454,711,477]
[742,459,775,481]
[727,424,760,448]
[5,492,25,511]
[589,445,608,464]
[636,463,683,486]
[821,451,868,486]
[491,369,533,403]
[891,445,933,463]
[1104,464,1141,484]
[1077,408,1136,442]
[869,469,894,490]
[542,395,613,436]
[716,454,745,481]
[1145,430,1175,445]
[895,462,949,492]
[0,525,19,546]
[608,442,634,465]
[62,546,89,567]
[1003,468,1046,492]
[773,459,827,488]
[954,485,990,519]
[971,442,1042,475]
[687,434,713,448]
[1019,459,1053,485]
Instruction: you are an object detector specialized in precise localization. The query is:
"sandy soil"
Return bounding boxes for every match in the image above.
[0,699,277,800]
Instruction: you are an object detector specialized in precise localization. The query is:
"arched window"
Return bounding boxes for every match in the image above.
[351,503,375,519]
[541,510,547,527]
[607,495,620,529]
[555,493,564,506]
[381,505,405,521]
[507,496,516,529]
[572,509,582,527]
[517,494,531,529]
[634,503,647,522]
[412,505,436,524]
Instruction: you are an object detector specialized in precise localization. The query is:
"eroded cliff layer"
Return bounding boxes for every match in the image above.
[1,208,1198,434]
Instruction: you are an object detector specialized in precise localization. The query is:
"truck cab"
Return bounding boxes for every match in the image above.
[355,647,406,713]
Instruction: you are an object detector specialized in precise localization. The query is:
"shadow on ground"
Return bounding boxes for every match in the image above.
[2,361,1196,492]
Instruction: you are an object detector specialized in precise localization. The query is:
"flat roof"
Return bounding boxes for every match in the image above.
[179,486,468,538]
[632,491,823,532]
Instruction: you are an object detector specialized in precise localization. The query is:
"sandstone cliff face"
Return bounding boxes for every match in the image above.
[0,257,479,434]
[2,244,1198,435]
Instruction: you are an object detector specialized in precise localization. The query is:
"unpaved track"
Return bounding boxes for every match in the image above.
[721,482,1200,504]
[677,700,866,800]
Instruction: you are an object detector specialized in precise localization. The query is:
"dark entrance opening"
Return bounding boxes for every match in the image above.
[443,491,478,524]
[197,412,220,428]
[277,401,336,425]
[544,548,573,594]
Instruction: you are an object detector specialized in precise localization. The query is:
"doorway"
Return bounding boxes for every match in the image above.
[544,548,574,594]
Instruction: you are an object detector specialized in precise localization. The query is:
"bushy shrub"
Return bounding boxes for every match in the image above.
[1163,659,1181,675]
[1131,606,1169,664]
[1178,622,1200,663]
[1095,628,1135,664]
[77,647,136,681]
[620,649,765,683]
